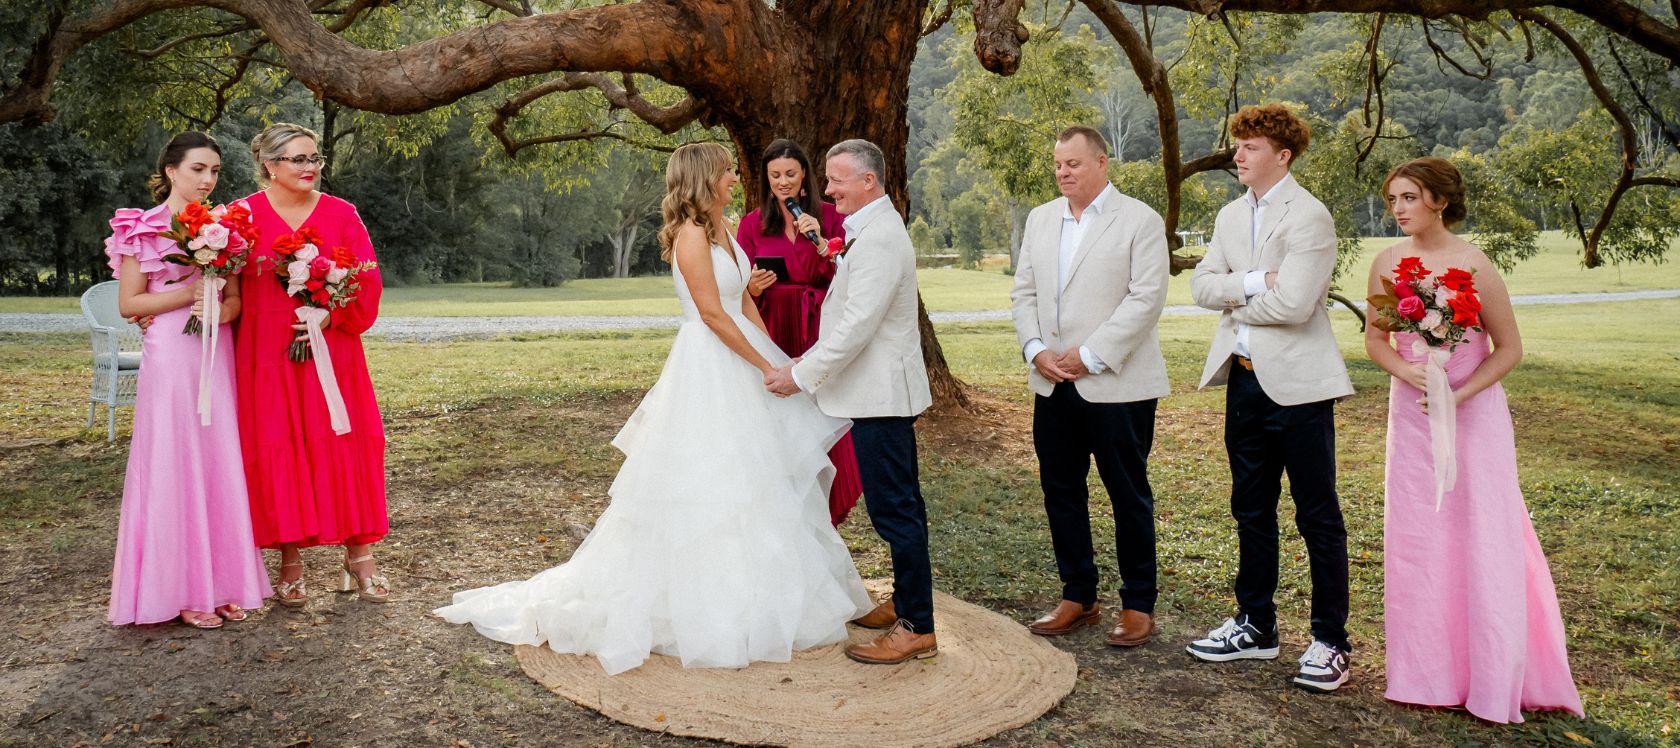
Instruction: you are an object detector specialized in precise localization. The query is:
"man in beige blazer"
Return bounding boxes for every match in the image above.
[1186,104,1355,693]
[1010,126,1170,648]
[765,139,936,665]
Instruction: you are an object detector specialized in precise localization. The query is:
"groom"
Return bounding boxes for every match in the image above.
[765,138,936,665]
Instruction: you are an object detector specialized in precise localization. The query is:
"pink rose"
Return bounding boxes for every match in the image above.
[309,256,333,275]
[1397,295,1426,322]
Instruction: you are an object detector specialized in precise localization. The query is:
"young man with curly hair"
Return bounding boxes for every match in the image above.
[1187,103,1356,692]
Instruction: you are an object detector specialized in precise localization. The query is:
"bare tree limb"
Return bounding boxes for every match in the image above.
[128,21,255,58]
[923,0,955,36]
[488,72,704,157]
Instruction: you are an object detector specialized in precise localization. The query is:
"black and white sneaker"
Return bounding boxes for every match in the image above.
[1185,614,1280,662]
[1292,640,1351,692]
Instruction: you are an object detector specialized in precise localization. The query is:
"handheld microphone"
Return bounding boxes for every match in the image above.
[783,197,823,248]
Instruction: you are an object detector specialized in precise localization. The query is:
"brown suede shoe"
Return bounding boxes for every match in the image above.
[845,620,938,665]
[1105,609,1154,647]
[1026,600,1102,636]
[851,599,898,630]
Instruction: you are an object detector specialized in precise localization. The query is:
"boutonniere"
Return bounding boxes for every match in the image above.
[824,237,855,260]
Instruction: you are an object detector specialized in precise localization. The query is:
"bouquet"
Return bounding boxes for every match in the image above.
[262,227,377,436]
[159,199,259,335]
[1368,256,1483,510]
[267,227,378,362]
[1367,255,1482,347]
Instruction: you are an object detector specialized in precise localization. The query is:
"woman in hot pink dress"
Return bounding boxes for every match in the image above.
[107,131,272,628]
[237,123,390,606]
[1365,157,1582,723]
[736,139,863,525]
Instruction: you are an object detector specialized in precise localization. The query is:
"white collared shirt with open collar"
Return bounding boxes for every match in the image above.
[1021,182,1118,374]
[1233,172,1297,359]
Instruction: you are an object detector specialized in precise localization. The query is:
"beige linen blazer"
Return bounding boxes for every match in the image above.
[1011,187,1170,403]
[792,200,932,419]
[1190,176,1354,406]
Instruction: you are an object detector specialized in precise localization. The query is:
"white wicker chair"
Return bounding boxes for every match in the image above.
[80,281,142,440]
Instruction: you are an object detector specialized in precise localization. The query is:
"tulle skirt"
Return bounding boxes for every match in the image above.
[436,316,872,674]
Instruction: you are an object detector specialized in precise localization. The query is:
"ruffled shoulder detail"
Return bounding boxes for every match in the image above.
[104,204,184,279]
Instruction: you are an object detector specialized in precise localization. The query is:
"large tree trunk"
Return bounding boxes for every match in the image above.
[707,0,969,408]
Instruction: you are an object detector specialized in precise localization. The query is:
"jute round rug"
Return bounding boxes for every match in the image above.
[513,583,1078,747]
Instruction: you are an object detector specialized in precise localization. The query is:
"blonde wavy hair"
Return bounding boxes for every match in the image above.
[658,142,735,262]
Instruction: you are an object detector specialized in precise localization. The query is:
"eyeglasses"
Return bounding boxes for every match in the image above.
[270,155,327,169]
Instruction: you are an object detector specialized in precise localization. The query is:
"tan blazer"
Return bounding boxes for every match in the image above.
[1190,176,1354,406]
[793,200,932,419]
[1011,187,1170,403]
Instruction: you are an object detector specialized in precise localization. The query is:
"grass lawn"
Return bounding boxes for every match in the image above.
[6,231,1675,317]
[1,287,1675,745]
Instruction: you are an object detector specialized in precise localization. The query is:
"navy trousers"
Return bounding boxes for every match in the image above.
[849,416,934,633]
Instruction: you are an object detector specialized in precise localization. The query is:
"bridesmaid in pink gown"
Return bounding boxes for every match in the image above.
[107,132,272,628]
[237,123,390,606]
[1365,157,1583,723]
[736,139,863,525]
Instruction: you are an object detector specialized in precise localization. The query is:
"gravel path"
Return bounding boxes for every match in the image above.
[8,287,1676,342]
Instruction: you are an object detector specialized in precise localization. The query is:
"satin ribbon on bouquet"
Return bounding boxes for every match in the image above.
[194,276,227,426]
[294,306,352,435]
[1411,339,1456,510]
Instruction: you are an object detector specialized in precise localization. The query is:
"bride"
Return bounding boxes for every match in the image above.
[436,143,872,675]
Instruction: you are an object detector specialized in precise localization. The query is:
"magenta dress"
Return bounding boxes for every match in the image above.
[1383,330,1583,723]
[736,203,863,525]
[105,205,273,625]
[236,192,388,549]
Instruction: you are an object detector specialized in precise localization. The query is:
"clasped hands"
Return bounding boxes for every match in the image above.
[764,357,801,397]
[1032,348,1090,384]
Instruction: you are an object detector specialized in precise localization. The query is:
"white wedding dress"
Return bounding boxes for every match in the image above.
[436,238,872,675]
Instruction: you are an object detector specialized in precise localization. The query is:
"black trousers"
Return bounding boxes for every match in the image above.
[850,416,935,633]
[1033,382,1159,614]
[1224,361,1351,650]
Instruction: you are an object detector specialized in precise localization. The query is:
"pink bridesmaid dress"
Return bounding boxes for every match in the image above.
[1383,330,1584,723]
[736,202,864,525]
[235,192,388,549]
[105,205,273,625]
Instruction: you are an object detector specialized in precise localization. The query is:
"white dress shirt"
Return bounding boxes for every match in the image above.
[1233,172,1296,359]
[1021,183,1117,374]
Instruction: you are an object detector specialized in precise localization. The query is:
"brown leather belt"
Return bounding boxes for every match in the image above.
[1234,355,1254,371]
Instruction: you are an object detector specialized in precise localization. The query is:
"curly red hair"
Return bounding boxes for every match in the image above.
[1228,104,1311,164]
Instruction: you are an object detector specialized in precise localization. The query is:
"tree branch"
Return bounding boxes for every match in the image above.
[128,21,255,59]
[488,72,703,157]
[1516,9,1641,267]
[923,0,956,37]
[973,0,1030,74]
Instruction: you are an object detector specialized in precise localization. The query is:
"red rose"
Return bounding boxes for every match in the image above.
[211,254,228,268]
[1447,292,1481,327]
[309,256,333,274]
[311,289,330,305]
[272,232,305,257]
[331,245,358,268]
[175,201,215,236]
[1394,256,1429,282]
[1440,267,1476,293]
[1397,295,1426,322]
[1394,281,1417,300]
[305,279,325,292]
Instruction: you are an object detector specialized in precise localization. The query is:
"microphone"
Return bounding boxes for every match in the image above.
[783,197,823,248]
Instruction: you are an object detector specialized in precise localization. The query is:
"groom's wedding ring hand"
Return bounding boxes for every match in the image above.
[1054,349,1089,379]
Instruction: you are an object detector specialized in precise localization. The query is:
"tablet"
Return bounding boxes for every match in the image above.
[754,255,790,283]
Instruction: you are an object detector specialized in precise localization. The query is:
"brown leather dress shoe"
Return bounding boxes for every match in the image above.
[851,599,897,629]
[1027,600,1102,636]
[1105,609,1154,647]
[845,620,938,665]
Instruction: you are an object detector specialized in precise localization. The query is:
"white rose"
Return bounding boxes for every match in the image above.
[193,248,219,264]
[1435,286,1455,305]
[287,260,312,289]
[199,223,229,250]
[1431,322,1452,339]
[1419,310,1443,330]
[295,243,319,262]
[326,266,349,284]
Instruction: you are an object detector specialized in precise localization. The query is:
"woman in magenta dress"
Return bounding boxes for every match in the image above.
[1365,157,1582,723]
[237,123,390,606]
[107,132,272,628]
[736,139,863,525]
